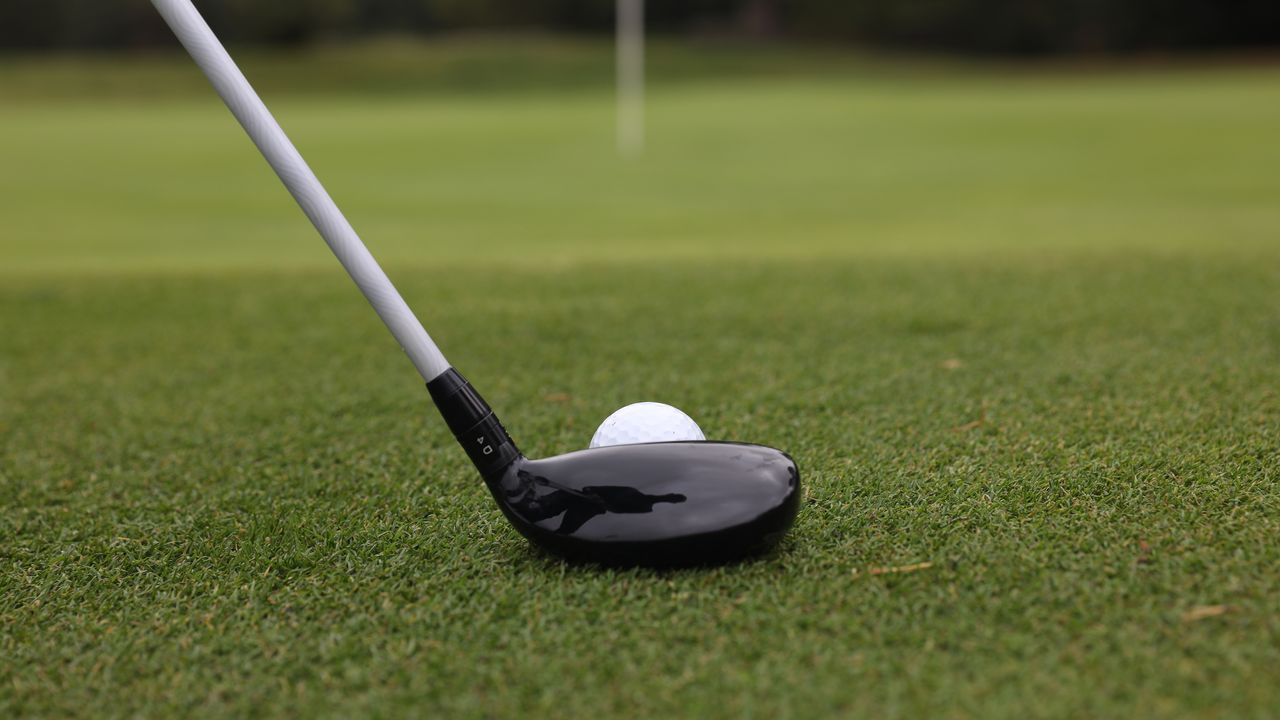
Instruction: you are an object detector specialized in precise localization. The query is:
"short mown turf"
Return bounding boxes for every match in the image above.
[2,42,1279,718]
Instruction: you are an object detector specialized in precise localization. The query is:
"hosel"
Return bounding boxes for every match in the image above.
[427,369,522,480]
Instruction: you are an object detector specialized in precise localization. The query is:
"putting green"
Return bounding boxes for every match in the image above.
[2,42,1278,717]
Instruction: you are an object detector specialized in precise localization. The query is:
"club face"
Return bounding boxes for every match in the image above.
[484,441,800,566]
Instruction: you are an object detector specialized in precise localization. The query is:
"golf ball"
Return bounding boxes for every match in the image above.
[589,402,706,448]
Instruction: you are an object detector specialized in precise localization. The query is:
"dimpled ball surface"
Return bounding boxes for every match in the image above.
[589,402,706,448]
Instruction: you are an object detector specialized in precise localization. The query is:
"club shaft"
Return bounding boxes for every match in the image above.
[150,0,450,382]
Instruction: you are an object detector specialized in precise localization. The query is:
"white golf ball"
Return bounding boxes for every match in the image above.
[589,402,706,448]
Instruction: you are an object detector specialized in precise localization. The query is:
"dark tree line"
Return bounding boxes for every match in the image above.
[2,0,1277,55]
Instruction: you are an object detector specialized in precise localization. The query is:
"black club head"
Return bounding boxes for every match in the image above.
[489,441,800,566]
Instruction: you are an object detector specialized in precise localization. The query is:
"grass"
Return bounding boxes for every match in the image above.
[2,40,1279,717]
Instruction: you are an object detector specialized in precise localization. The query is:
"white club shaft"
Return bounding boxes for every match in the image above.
[151,0,450,382]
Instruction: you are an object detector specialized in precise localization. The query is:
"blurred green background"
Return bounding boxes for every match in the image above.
[3,0,1280,53]
[3,2,1279,718]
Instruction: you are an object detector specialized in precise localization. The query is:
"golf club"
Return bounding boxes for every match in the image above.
[149,0,801,566]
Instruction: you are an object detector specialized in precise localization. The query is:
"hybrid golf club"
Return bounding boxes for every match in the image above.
[150,0,800,566]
